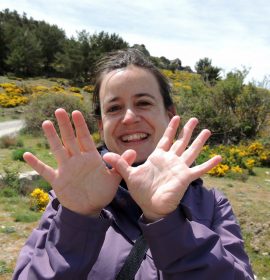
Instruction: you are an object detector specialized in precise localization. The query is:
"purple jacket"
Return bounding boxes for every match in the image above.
[13,177,254,280]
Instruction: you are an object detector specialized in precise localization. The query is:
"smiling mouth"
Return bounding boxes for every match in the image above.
[121,133,149,142]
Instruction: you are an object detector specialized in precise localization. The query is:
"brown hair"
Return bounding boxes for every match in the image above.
[92,48,174,118]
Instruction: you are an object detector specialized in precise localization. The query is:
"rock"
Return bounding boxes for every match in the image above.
[19,171,40,194]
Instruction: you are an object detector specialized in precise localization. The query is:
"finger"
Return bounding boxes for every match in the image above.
[102,152,132,180]
[121,149,137,166]
[23,152,56,184]
[190,155,222,179]
[72,111,96,152]
[156,116,180,151]
[171,118,198,156]
[42,120,69,165]
[181,129,211,166]
[55,108,80,155]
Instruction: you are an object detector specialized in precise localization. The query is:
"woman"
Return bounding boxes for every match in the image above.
[13,49,254,279]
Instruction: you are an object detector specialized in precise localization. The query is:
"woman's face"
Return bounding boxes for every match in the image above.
[98,65,172,163]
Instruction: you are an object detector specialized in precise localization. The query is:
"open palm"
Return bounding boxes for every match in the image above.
[24,109,130,216]
[103,116,222,221]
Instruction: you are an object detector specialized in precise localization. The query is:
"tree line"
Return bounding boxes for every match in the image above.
[0,9,196,83]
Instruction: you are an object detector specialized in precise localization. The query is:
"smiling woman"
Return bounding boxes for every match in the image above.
[98,65,173,163]
[12,49,254,280]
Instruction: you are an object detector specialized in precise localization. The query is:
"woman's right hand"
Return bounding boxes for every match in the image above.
[23,108,133,217]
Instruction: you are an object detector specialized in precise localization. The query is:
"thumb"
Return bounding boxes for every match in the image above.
[103,152,133,180]
[121,149,137,166]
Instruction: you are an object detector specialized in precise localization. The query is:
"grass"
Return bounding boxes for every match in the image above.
[203,168,270,279]
[0,261,13,275]
[0,193,42,279]
[0,132,57,173]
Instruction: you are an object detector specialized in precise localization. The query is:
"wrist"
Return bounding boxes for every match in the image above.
[142,212,165,223]
[61,203,102,218]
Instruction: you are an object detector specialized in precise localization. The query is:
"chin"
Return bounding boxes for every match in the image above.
[133,153,149,165]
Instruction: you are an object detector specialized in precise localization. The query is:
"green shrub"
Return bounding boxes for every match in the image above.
[24,92,97,135]
[12,148,31,161]
[0,187,19,197]
[36,140,50,149]
[36,178,52,193]
[2,165,20,190]
[0,260,13,274]
[12,210,41,222]
[0,225,16,234]
[175,69,270,144]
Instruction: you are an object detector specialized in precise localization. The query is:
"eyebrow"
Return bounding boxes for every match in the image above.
[105,93,156,104]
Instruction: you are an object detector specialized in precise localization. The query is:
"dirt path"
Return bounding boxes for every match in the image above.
[0,120,25,138]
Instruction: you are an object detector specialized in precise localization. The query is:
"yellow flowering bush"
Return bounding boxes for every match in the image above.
[69,87,81,93]
[0,82,17,89]
[244,158,255,170]
[207,164,229,177]
[31,89,83,101]
[0,82,29,107]
[30,188,49,212]
[31,85,49,92]
[230,165,243,174]
[0,93,29,107]
[83,85,95,93]
[161,69,200,95]
[198,140,270,178]
[92,132,101,144]
[50,85,65,92]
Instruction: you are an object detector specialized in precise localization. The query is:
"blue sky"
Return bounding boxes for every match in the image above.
[1,0,270,84]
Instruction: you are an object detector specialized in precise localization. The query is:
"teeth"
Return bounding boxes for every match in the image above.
[121,133,148,142]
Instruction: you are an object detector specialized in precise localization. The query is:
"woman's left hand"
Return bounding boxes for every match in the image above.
[103,116,222,222]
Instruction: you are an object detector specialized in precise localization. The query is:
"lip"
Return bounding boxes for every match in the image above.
[118,131,151,145]
[121,132,149,142]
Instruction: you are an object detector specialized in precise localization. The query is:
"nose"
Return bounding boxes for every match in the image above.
[121,108,140,124]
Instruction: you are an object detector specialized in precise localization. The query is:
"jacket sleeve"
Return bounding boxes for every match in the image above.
[12,191,112,280]
[139,190,254,280]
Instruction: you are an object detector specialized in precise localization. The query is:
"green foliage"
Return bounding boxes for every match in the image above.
[195,57,222,85]
[0,187,19,197]
[0,165,20,196]
[0,10,130,80]
[24,91,96,134]
[5,27,44,76]
[0,260,13,275]
[0,225,16,234]
[12,147,30,161]
[2,165,20,189]
[12,209,41,222]
[176,68,270,144]
[36,178,52,193]
[35,21,66,73]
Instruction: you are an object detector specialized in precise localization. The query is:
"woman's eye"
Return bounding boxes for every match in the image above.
[107,105,121,113]
[137,101,151,107]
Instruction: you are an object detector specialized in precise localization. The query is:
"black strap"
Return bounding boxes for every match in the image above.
[115,235,148,280]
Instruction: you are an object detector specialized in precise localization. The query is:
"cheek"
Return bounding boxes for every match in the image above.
[102,121,116,143]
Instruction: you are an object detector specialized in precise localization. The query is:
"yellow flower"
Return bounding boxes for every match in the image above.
[32,85,49,92]
[83,85,95,93]
[231,166,243,174]
[208,164,229,177]
[245,158,255,169]
[30,188,49,212]
[69,87,81,93]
